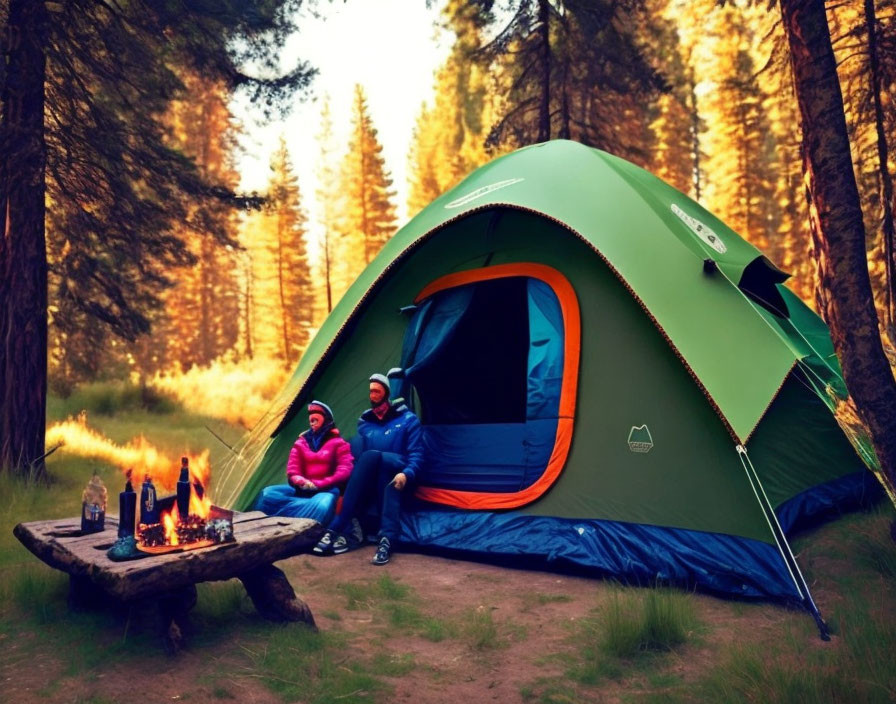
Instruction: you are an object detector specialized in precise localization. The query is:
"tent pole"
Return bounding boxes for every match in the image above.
[736,444,831,641]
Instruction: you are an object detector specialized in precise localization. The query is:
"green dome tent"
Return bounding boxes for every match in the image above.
[217,140,877,633]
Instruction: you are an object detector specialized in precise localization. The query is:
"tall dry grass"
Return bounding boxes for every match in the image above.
[148,356,289,429]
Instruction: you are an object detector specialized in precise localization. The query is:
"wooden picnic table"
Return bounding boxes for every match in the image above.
[13,511,323,650]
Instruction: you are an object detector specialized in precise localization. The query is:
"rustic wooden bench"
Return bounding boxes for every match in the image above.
[13,511,323,650]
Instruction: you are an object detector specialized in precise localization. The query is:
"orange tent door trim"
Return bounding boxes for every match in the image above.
[413,263,580,510]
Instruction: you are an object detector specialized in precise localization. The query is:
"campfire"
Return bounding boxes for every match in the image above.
[130,455,234,554]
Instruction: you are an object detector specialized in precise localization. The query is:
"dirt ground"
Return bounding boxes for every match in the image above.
[2,537,824,704]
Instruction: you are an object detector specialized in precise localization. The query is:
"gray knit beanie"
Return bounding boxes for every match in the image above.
[369,373,390,396]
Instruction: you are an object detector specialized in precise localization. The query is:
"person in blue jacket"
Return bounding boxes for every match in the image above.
[313,371,423,565]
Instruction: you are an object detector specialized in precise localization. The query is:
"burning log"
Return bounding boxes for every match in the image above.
[136,490,233,554]
[138,521,167,548]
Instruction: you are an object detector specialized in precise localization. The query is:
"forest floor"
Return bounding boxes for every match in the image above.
[3,506,896,704]
[2,393,895,704]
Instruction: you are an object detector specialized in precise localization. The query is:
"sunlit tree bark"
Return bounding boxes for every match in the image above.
[779,0,896,503]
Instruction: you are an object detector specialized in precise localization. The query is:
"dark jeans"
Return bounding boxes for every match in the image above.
[330,449,406,542]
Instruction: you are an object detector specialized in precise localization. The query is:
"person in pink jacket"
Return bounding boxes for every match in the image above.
[254,400,353,525]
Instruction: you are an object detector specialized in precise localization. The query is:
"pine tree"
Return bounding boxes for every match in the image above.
[700,4,779,254]
[645,1,697,196]
[407,0,495,215]
[314,96,341,323]
[258,139,314,364]
[145,74,242,373]
[480,0,662,162]
[334,85,397,298]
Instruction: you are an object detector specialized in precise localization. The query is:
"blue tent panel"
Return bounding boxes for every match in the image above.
[776,470,882,535]
[526,279,564,420]
[421,418,559,492]
[400,508,803,601]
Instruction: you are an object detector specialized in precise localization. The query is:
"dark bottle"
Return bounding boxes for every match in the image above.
[118,469,137,538]
[140,475,159,525]
[176,456,191,518]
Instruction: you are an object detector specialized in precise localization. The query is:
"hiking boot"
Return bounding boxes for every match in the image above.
[349,518,364,547]
[312,529,335,556]
[331,533,350,555]
[371,536,391,566]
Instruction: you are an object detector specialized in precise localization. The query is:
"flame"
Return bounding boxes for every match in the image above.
[186,450,212,494]
[46,414,213,493]
[190,483,212,519]
[46,416,171,480]
[163,503,180,546]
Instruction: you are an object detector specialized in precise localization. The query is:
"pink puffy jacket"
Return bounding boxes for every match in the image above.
[286,430,353,491]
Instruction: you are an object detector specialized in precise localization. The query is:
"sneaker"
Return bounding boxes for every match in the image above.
[349,518,364,547]
[371,536,391,566]
[312,529,335,556]
[331,533,350,555]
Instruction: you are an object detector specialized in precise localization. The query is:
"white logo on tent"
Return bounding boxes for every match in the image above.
[628,425,654,453]
[671,204,727,254]
[445,178,525,209]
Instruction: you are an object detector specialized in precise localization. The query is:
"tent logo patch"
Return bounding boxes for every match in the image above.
[628,425,654,453]
[445,178,525,209]
[671,204,727,254]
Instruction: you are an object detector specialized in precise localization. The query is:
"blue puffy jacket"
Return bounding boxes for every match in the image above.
[356,402,424,482]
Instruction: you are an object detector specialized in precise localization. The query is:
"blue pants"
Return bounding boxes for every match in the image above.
[254,485,340,525]
[329,450,405,542]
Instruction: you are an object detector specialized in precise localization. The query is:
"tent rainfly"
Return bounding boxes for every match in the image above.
[225,140,879,638]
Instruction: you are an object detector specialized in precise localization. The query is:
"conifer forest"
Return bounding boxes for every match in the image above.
[1,0,896,494]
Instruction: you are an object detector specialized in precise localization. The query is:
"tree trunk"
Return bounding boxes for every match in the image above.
[779,0,896,500]
[688,74,702,201]
[537,0,551,142]
[0,0,49,479]
[864,0,896,348]
[323,228,333,314]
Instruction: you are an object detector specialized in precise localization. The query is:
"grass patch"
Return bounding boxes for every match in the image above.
[849,512,896,579]
[565,587,698,687]
[371,652,416,677]
[420,615,455,642]
[461,606,502,650]
[243,626,387,703]
[381,601,425,629]
[50,381,179,417]
[8,564,68,624]
[334,573,454,642]
[195,580,250,621]
[598,588,696,658]
[692,601,896,704]
[337,574,411,610]
[521,591,574,612]
[211,685,236,699]
[376,573,411,600]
